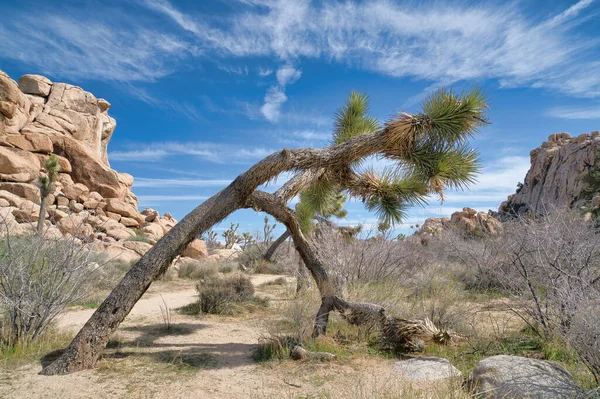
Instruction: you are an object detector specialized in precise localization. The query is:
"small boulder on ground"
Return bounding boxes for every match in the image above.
[471,355,584,399]
[394,357,462,383]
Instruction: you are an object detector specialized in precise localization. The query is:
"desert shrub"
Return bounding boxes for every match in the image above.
[218,261,237,274]
[177,260,218,280]
[196,274,258,314]
[313,225,424,284]
[0,234,99,345]
[441,210,600,382]
[124,229,151,243]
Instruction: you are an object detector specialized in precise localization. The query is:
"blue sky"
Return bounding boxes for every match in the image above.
[1,0,599,238]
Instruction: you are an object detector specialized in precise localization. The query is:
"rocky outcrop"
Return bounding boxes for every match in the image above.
[0,69,207,263]
[499,131,600,216]
[415,207,502,239]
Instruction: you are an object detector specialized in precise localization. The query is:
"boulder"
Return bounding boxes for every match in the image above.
[62,182,89,202]
[49,134,126,199]
[57,215,94,238]
[106,211,121,221]
[122,241,152,256]
[141,222,163,240]
[3,132,53,153]
[0,70,30,133]
[0,198,9,207]
[101,244,140,265]
[119,216,139,227]
[0,190,24,207]
[13,199,40,222]
[0,182,40,203]
[141,208,159,222]
[210,248,241,261]
[0,207,26,237]
[69,200,84,213]
[17,74,52,97]
[106,227,136,241]
[105,198,143,223]
[394,357,462,383]
[471,355,584,399]
[0,146,41,183]
[182,239,208,259]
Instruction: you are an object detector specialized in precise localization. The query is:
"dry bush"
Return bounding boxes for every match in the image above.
[439,210,600,382]
[314,225,425,284]
[177,259,218,280]
[0,233,100,345]
[196,274,259,314]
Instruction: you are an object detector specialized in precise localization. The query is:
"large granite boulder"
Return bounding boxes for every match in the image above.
[471,355,584,399]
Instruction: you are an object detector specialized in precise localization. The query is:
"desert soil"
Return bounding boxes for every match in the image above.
[0,274,407,399]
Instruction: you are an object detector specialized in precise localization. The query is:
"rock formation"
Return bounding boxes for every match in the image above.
[415,207,503,239]
[0,70,205,263]
[499,131,600,216]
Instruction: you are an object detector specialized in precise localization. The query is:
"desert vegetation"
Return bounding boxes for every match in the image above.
[1,78,598,397]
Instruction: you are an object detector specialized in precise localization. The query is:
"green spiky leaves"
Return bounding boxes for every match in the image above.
[418,87,488,145]
[333,91,380,145]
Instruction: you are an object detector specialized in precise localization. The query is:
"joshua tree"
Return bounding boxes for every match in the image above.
[42,87,487,375]
[37,155,60,234]
[263,92,374,262]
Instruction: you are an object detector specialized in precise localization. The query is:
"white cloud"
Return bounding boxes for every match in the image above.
[145,0,599,98]
[133,178,232,188]
[547,106,600,120]
[110,141,277,164]
[259,67,273,76]
[276,64,302,85]
[260,64,303,122]
[260,86,288,122]
[0,13,195,82]
[219,65,249,75]
[138,195,210,205]
[110,149,170,161]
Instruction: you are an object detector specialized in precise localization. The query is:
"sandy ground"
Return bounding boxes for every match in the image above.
[0,274,411,399]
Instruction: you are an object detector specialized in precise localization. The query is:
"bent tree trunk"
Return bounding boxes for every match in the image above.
[263,229,291,262]
[41,126,402,375]
[246,191,387,337]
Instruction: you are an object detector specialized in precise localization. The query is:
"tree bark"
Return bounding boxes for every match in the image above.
[36,196,47,235]
[245,191,387,337]
[263,230,291,262]
[41,123,409,375]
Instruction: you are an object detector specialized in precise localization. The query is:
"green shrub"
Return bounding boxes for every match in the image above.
[124,229,151,243]
[196,274,256,314]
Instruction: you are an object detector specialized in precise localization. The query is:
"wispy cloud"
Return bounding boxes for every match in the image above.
[133,178,232,188]
[258,67,273,77]
[145,0,600,98]
[138,195,210,206]
[110,141,277,164]
[219,65,249,75]
[547,106,600,120]
[0,12,195,82]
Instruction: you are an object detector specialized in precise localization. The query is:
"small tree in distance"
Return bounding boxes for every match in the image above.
[37,155,60,235]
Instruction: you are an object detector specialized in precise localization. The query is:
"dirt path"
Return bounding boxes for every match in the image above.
[0,274,410,399]
[0,275,302,398]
